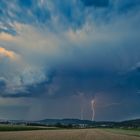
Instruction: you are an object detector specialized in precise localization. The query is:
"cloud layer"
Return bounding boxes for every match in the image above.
[0,0,140,121]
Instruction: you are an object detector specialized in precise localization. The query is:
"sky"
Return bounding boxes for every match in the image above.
[0,0,140,121]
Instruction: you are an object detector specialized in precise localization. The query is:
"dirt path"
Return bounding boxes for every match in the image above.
[0,129,139,140]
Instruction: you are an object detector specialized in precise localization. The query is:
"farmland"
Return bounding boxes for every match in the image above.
[105,128,140,137]
[0,128,140,140]
[0,124,57,131]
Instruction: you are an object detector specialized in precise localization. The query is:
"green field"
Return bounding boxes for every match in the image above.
[105,128,140,137]
[0,124,57,131]
[0,125,140,140]
[0,128,140,140]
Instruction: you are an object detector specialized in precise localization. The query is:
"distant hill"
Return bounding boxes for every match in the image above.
[0,118,140,128]
[36,118,93,125]
[119,119,140,127]
[36,118,140,128]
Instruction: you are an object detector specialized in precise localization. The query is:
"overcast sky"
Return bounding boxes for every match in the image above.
[0,0,140,121]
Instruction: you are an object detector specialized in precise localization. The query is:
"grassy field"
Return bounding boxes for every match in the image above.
[0,128,140,140]
[105,128,140,137]
[0,124,57,131]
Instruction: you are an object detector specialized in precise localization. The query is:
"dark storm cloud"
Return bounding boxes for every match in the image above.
[18,0,33,8]
[0,0,140,97]
[81,0,109,7]
[0,0,51,28]
[118,63,140,91]
[0,0,140,120]
[0,78,6,91]
[0,0,139,34]
[112,0,140,11]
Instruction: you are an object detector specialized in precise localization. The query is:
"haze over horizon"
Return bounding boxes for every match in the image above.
[0,0,140,121]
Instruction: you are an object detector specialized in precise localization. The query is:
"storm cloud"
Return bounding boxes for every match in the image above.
[0,0,140,121]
